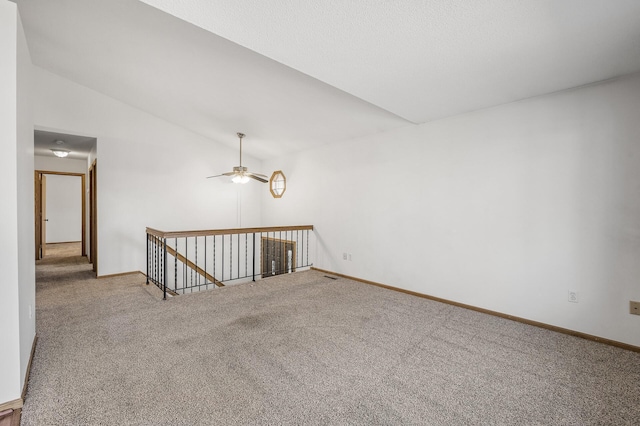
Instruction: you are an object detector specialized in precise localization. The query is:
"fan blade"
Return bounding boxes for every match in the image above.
[206,172,236,179]
[251,172,268,178]
[247,173,268,183]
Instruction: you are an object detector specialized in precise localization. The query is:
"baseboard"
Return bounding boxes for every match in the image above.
[0,399,21,426]
[97,270,145,279]
[0,399,22,412]
[312,267,640,353]
[2,335,39,426]
[22,335,37,400]
[0,333,37,415]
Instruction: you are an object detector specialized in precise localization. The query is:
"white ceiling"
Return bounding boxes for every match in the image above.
[34,130,96,160]
[139,0,640,123]
[18,0,640,160]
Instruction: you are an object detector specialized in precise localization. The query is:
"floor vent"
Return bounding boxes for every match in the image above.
[324,275,338,280]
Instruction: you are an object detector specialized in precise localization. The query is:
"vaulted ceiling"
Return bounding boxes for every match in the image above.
[18,0,640,159]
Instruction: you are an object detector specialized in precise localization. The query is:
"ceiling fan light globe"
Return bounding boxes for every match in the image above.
[232,175,250,184]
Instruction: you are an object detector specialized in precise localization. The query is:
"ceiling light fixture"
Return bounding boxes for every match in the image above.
[51,148,70,158]
[51,140,70,158]
[231,174,250,184]
[206,133,268,184]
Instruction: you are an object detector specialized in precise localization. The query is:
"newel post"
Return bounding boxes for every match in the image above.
[163,237,167,300]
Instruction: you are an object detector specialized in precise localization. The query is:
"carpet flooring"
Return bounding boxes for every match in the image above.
[22,246,640,425]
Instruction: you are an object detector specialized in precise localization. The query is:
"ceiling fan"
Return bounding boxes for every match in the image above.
[207,132,267,183]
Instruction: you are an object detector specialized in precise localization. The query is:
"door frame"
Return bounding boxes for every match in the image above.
[34,170,86,259]
[34,173,46,259]
[89,160,97,274]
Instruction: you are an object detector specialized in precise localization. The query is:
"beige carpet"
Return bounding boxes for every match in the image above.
[22,248,640,425]
[38,242,85,267]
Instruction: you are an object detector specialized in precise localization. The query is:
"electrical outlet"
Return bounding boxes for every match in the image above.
[348,253,352,261]
[568,291,579,303]
[343,253,347,260]
[630,301,640,316]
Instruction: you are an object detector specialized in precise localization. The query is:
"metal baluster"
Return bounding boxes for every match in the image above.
[195,236,198,289]
[154,236,158,286]
[279,230,282,275]
[214,235,217,286]
[164,238,167,290]
[184,237,188,294]
[151,235,154,285]
[245,233,248,278]
[146,233,149,284]
[288,231,292,273]
[252,233,256,282]
[163,237,167,300]
[151,234,154,283]
[204,235,207,289]
[266,231,269,276]
[306,229,309,266]
[191,238,194,292]
[221,235,224,282]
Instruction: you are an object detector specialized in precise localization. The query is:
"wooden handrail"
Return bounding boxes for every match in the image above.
[146,225,314,239]
[163,242,224,288]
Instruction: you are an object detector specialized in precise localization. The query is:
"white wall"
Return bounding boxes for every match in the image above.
[0,1,21,404]
[33,67,263,276]
[35,155,87,174]
[0,1,35,404]
[262,73,640,347]
[45,174,82,243]
[16,6,35,397]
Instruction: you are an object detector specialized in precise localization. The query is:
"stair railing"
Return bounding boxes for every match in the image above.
[146,225,314,299]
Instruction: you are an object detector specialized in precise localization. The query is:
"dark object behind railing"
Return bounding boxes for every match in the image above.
[146,225,314,299]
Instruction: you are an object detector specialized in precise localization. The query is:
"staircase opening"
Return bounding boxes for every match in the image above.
[146,225,313,299]
[261,236,296,278]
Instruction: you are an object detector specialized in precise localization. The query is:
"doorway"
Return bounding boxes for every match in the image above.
[34,170,86,260]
